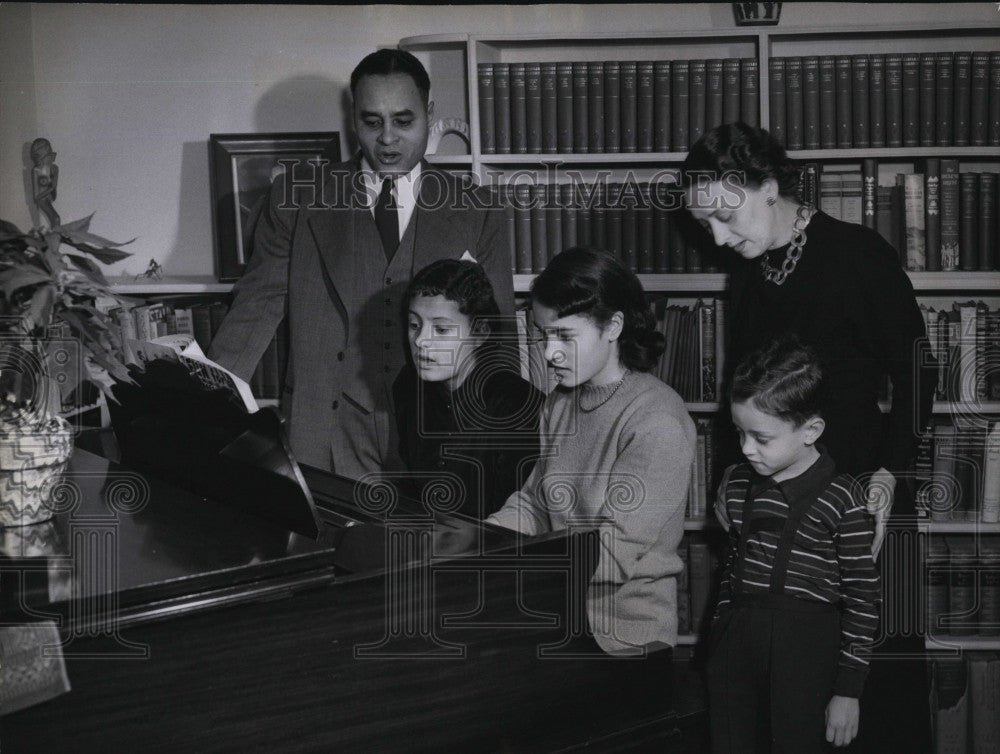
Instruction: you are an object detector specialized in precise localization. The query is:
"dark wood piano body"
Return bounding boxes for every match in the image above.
[1,447,690,753]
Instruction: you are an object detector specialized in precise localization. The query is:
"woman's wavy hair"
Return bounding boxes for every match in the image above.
[681,121,802,201]
[729,334,825,427]
[530,247,664,372]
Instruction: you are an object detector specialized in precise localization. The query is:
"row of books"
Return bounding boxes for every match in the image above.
[924,301,1000,404]
[477,58,759,155]
[926,536,1000,636]
[930,654,1000,754]
[922,421,1000,524]
[769,52,1000,150]
[654,297,726,405]
[686,416,717,520]
[502,183,717,274]
[102,297,288,401]
[799,160,1000,273]
[676,535,722,637]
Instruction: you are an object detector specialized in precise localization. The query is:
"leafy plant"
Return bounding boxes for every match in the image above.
[0,215,135,406]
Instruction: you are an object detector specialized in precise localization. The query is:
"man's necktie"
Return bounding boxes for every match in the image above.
[373,177,399,261]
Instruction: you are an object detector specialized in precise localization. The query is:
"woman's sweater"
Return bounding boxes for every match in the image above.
[488,370,696,653]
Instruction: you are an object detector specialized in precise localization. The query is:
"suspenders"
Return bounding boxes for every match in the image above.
[731,469,839,612]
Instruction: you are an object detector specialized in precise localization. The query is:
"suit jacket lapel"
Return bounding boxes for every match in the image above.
[306,156,365,314]
[413,165,465,270]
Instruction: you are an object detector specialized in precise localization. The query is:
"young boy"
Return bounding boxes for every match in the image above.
[707,336,881,753]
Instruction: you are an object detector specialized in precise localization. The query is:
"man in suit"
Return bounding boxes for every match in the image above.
[209,49,514,478]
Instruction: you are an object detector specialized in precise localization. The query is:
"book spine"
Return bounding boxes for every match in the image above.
[653,61,671,152]
[740,57,759,126]
[918,52,936,147]
[653,185,671,273]
[885,53,904,148]
[668,214,686,273]
[868,54,886,148]
[977,301,990,402]
[671,60,690,152]
[852,54,870,149]
[960,173,979,271]
[862,158,878,230]
[768,56,786,147]
[503,188,516,273]
[924,157,942,272]
[699,300,716,402]
[688,59,707,147]
[513,184,532,274]
[819,171,843,221]
[572,61,589,154]
[605,183,623,261]
[530,183,548,272]
[723,58,741,125]
[819,55,837,149]
[931,425,958,521]
[603,61,621,153]
[971,52,990,147]
[935,52,954,147]
[953,52,972,147]
[637,61,655,153]
[890,183,905,256]
[799,161,819,206]
[902,53,920,147]
[876,185,894,247]
[979,172,996,271]
[560,183,578,249]
[494,63,511,155]
[509,62,527,154]
[940,159,961,271]
[525,62,542,154]
[835,55,853,148]
[620,61,638,153]
[991,52,1000,146]
[802,56,820,150]
[587,61,605,153]
[591,183,606,253]
[540,62,558,154]
[936,309,950,400]
[545,184,562,267]
[841,170,863,226]
[902,173,926,271]
[477,63,495,154]
[637,184,654,274]
[705,58,724,136]
[621,187,638,271]
[577,184,592,246]
[556,62,574,153]
[785,56,803,150]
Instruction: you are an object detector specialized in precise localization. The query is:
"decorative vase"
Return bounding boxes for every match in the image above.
[0,416,73,527]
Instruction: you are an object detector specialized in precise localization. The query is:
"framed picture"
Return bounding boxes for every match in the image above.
[208,132,341,281]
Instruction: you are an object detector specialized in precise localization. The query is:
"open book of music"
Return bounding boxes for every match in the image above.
[124,335,258,413]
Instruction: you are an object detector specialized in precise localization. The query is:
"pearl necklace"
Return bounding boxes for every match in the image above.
[581,370,630,412]
[760,204,815,286]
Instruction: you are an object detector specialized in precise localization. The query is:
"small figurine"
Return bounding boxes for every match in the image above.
[136,259,164,281]
[30,138,61,229]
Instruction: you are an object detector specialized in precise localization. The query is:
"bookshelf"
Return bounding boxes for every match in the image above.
[403,24,1000,749]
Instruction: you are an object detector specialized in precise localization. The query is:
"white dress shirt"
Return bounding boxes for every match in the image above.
[360,159,422,242]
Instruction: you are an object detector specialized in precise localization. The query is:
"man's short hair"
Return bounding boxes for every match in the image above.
[350,49,431,104]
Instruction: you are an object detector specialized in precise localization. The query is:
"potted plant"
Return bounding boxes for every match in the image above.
[0,214,133,525]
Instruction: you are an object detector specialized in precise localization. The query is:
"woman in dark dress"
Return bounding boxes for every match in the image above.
[682,122,936,753]
[393,259,544,519]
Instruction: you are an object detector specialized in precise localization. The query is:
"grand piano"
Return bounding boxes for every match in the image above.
[0,364,704,752]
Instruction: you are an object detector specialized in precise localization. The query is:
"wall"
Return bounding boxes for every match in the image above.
[1,2,995,276]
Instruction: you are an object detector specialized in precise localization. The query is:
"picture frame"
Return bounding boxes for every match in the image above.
[208,132,341,281]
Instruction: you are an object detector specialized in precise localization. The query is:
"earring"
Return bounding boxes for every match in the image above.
[766,196,776,206]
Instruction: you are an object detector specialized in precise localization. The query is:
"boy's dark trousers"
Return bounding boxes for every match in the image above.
[706,595,841,754]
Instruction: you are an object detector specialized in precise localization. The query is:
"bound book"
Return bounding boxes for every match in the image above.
[835,55,853,148]
[852,54,870,148]
[477,63,495,154]
[885,53,904,147]
[785,57,803,150]
[588,61,605,153]
[741,57,759,126]
[706,59,724,137]
[899,172,926,271]
[653,61,671,152]
[556,62,574,153]
[525,62,542,153]
[803,56,821,150]
[991,52,1000,145]
[819,56,837,149]
[688,59,707,148]
[923,157,942,271]
[959,172,979,271]
[869,54,886,147]
[901,53,920,147]
[604,61,621,153]
[572,61,589,153]
[862,158,878,230]
[919,52,937,147]
[529,183,548,272]
[971,52,990,146]
[978,172,996,271]
[936,52,954,147]
[672,60,690,151]
[541,62,558,153]
[637,61,655,152]
[953,52,972,147]
[940,159,961,271]
[723,58,741,125]
[620,61,638,152]
[494,63,511,154]
[510,62,527,154]
[768,56,786,146]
